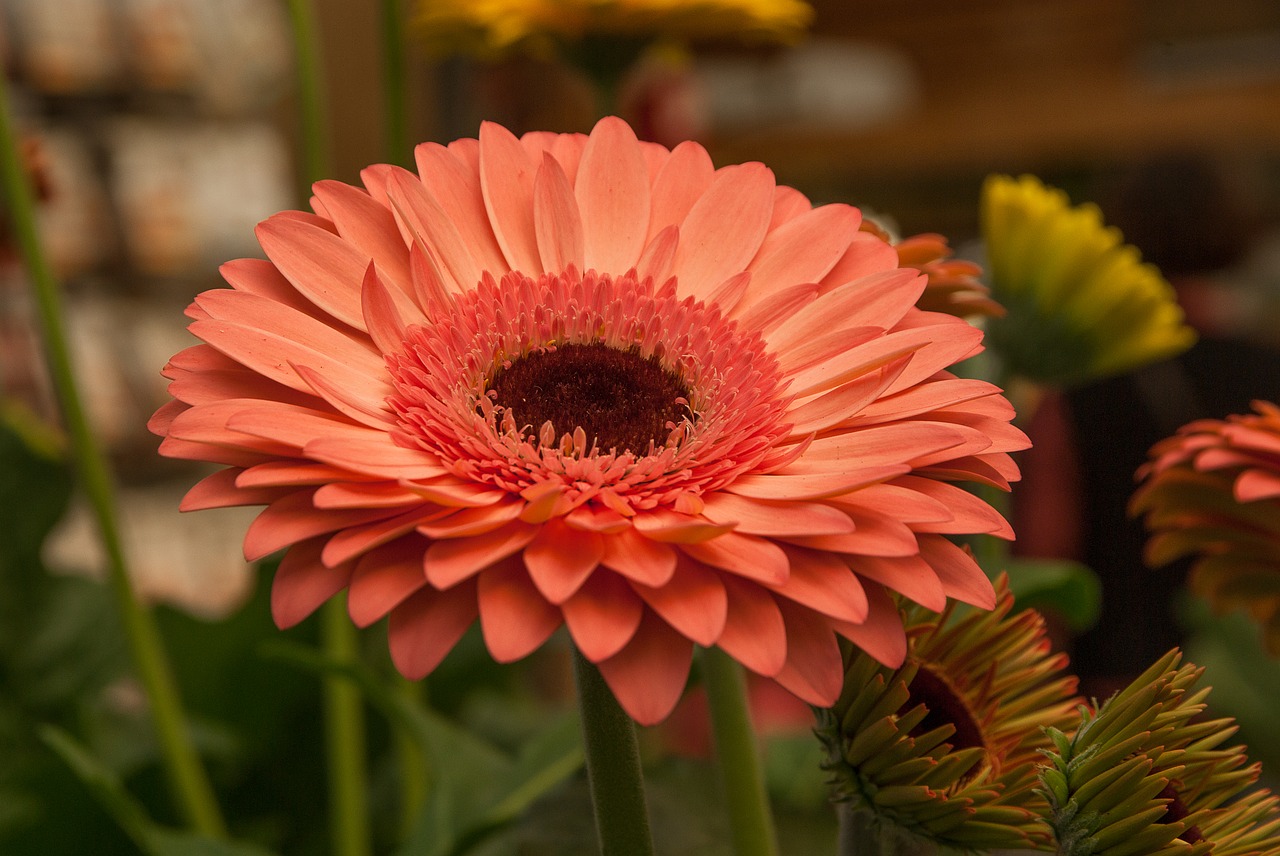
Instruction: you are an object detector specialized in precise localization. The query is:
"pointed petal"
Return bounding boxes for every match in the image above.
[672,163,774,300]
[600,528,678,586]
[387,580,478,679]
[413,141,509,276]
[831,581,907,667]
[272,537,354,628]
[629,554,726,646]
[771,601,844,706]
[533,152,584,272]
[575,116,650,274]
[477,557,562,662]
[854,553,946,612]
[647,139,714,242]
[769,547,867,623]
[424,520,539,589]
[563,569,644,662]
[348,538,430,627]
[742,203,859,308]
[698,493,854,537]
[255,214,372,331]
[479,121,541,273]
[917,535,996,609]
[311,179,412,293]
[523,519,605,604]
[716,574,788,677]
[596,610,693,726]
[679,532,789,585]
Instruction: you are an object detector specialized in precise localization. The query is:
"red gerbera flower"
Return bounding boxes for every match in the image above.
[150,117,1026,724]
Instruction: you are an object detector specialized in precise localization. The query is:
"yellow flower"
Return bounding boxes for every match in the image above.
[817,576,1079,851]
[414,0,813,57]
[1040,650,1280,856]
[981,174,1196,388]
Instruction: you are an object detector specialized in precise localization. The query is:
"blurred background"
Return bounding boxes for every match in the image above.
[2,0,1280,852]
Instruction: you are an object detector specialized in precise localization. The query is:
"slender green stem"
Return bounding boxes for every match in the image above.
[380,0,411,166]
[394,674,429,839]
[700,647,779,856]
[285,5,372,854]
[322,600,371,856]
[286,0,331,192]
[0,72,225,837]
[837,804,935,856]
[572,648,655,856]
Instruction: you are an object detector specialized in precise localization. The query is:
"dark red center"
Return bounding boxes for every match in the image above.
[907,664,987,754]
[489,342,690,455]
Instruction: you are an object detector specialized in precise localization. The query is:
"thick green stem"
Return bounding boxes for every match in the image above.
[380,0,410,166]
[322,600,371,856]
[700,647,779,856]
[394,675,429,839]
[0,72,225,837]
[837,804,935,856]
[572,648,655,856]
[285,5,372,854]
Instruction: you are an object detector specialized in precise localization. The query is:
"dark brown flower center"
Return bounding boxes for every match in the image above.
[1157,781,1204,844]
[489,342,691,455]
[907,663,987,754]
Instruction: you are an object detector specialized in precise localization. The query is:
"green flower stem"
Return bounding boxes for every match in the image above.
[572,647,655,856]
[837,804,934,856]
[0,72,225,837]
[285,4,372,854]
[394,674,429,839]
[321,600,371,856]
[699,647,779,856]
[380,0,410,166]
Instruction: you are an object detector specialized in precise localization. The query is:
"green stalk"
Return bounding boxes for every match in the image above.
[380,0,411,166]
[0,72,225,836]
[394,675,429,839]
[836,804,935,856]
[572,648,655,856]
[322,600,372,856]
[285,4,372,854]
[699,647,779,856]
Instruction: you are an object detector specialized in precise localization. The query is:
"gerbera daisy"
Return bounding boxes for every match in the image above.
[1131,400,1280,653]
[150,116,1026,725]
[817,575,1078,851]
[888,230,1004,320]
[1041,649,1280,856]
[981,174,1195,387]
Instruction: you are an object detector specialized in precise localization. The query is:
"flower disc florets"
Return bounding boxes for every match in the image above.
[151,116,1028,724]
[386,266,791,513]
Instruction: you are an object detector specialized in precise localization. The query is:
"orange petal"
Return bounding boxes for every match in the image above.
[424,521,539,589]
[679,532,789,585]
[563,569,644,662]
[523,519,605,604]
[716,574,788,677]
[770,601,844,707]
[477,557,562,662]
[629,554,726,647]
[575,116,650,275]
[387,581,478,679]
[596,610,693,726]
[271,537,354,628]
[347,539,429,627]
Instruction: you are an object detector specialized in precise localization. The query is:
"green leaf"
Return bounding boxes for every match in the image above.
[1003,557,1102,631]
[39,724,279,856]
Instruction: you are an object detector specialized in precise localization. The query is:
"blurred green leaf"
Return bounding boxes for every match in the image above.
[1003,557,1102,631]
[39,725,280,856]
[264,640,583,856]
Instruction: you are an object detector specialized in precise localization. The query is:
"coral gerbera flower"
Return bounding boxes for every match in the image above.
[981,174,1196,387]
[1131,401,1280,653]
[1040,649,1280,856]
[817,576,1079,851]
[150,117,1026,725]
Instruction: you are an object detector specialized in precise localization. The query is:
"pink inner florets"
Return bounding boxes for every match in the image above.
[385,267,793,510]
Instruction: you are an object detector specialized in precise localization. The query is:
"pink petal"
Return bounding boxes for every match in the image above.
[220,258,334,322]
[785,361,904,437]
[893,475,1013,538]
[786,507,919,558]
[322,506,440,566]
[311,179,412,293]
[768,269,923,358]
[698,493,854,537]
[600,528,678,587]
[225,400,393,451]
[853,553,945,612]
[476,557,562,662]
[635,225,678,286]
[631,508,734,543]
[831,581,906,667]
[629,554,726,646]
[672,163,774,300]
[917,535,995,609]
[819,231,899,292]
[271,537,354,628]
[387,580,478,679]
[523,519,605,604]
[479,121,541,273]
[255,214,373,331]
[769,547,867,623]
[533,152,584,273]
[733,282,821,335]
[596,609,693,726]
[237,461,374,488]
[180,467,282,511]
[348,538,430,627]
[244,490,398,562]
[385,168,485,293]
[646,139,714,243]
[1237,468,1280,501]
[771,601,844,707]
[294,363,395,430]
[679,532,790,585]
[742,203,859,308]
[359,261,409,356]
[416,498,524,538]
[783,423,968,474]
[301,438,448,481]
[726,467,909,502]
[413,142,509,277]
[563,569,644,662]
[424,520,539,589]
[769,186,811,228]
[575,116,650,275]
[716,574,788,677]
